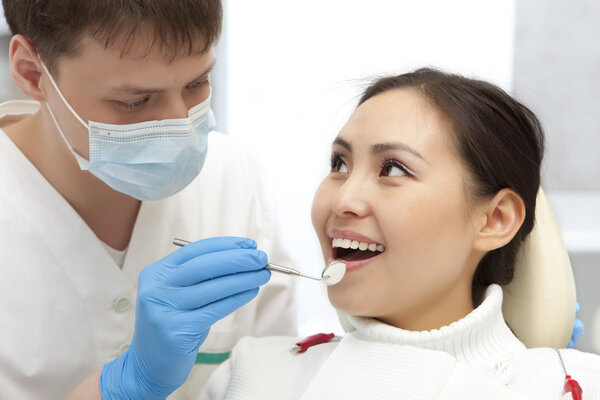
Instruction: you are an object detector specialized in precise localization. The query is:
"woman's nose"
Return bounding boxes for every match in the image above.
[331,174,370,218]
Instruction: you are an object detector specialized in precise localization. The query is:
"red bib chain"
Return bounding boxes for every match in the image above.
[555,348,583,400]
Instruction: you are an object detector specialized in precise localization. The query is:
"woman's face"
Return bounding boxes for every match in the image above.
[311,88,485,330]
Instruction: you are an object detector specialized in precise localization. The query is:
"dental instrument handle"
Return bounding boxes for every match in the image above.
[172,238,325,281]
[266,262,323,281]
[173,238,191,247]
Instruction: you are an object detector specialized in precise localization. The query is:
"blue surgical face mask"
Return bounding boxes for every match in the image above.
[41,60,216,201]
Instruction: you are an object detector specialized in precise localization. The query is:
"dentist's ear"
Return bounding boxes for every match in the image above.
[472,188,526,252]
[9,34,46,101]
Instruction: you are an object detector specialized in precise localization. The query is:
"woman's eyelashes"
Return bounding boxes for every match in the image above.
[330,152,349,173]
[379,157,413,177]
[330,152,414,178]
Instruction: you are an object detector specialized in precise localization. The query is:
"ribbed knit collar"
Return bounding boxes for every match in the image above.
[347,284,526,367]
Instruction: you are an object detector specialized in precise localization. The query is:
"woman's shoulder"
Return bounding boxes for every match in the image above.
[233,335,300,355]
[200,335,338,400]
[560,348,600,370]
[227,334,340,384]
[232,335,339,365]
[507,347,600,398]
[518,347,600,372]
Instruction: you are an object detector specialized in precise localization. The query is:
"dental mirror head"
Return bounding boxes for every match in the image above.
[321,260,346,286]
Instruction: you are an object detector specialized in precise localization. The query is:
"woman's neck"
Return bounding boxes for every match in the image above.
[377,274,475,331]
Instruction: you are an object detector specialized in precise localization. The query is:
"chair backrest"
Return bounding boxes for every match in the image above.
[338,188,576,349]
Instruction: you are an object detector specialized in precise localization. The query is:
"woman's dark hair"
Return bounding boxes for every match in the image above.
[359,68,544,306]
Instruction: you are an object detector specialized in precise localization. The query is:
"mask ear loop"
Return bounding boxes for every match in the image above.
[38,56,91,169]
[38,58,88,129]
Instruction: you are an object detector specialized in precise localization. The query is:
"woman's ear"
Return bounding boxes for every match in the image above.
[9,34,46,101]
[472,188,526,252]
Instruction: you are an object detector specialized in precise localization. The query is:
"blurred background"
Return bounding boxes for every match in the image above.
[2,1,598,353]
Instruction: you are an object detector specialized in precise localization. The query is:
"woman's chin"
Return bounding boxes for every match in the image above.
[327,286,369,317]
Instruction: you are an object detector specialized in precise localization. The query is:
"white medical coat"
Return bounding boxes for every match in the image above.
[0,100,296,399]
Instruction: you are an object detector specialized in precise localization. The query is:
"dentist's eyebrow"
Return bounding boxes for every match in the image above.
[371,142,426,161]
[110,59,217,95]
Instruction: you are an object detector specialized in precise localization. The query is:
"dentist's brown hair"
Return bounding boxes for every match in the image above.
[2,0,222,74]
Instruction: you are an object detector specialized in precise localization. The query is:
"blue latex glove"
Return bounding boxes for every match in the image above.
[99,236,270,399]
[568,301,584,349]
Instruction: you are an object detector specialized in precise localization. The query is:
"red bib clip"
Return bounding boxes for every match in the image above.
[290,333,338,353]
[564,375,582,400]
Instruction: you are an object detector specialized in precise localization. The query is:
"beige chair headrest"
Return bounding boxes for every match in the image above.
[503,188,576,348]
[338,188,576,349]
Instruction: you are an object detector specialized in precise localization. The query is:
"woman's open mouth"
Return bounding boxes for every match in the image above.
[330,237,385,269]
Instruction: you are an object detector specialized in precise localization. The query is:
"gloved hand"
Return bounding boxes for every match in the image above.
[99,236,270,399]
[568,301,584,349]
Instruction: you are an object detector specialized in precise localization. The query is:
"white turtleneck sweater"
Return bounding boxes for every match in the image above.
[200,285,600,399]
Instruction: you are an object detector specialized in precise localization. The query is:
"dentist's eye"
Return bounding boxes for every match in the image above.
[187,79,210,89]
[330,152,349,173]
[115,97,150,111]
[380,158,411,177]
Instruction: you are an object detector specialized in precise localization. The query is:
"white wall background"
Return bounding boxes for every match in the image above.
[0,8,7,35]
[513,0,600,353]
[216,0,517,336]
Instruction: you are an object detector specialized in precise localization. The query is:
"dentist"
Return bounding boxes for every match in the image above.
[0,0,295,398]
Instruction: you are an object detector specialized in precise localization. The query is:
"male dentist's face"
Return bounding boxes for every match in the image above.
[41,28,215,160]
[311,88,483,331]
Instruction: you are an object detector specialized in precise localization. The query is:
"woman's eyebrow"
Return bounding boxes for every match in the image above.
[333,138,427,163]
[332,137,351,151]
[371,142,426,161]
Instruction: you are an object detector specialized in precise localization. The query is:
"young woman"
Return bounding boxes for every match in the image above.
[199,68,600,399]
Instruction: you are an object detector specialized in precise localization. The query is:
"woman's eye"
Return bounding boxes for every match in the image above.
[380,159,409,177]
[330,153,349,173]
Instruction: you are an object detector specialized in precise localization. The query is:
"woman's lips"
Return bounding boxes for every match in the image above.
[328,251,383,273]
[328,229,380,245]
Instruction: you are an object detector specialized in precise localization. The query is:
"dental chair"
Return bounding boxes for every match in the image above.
[503,188,576,348]
[338,188,577,349]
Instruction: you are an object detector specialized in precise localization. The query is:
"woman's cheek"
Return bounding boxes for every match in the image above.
[311,181,332,258]
[311,181,331,232]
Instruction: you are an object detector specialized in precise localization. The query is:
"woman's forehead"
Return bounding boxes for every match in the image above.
[340,89,453,152]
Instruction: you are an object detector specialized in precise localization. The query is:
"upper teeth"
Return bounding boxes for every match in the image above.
[332,238,385,252]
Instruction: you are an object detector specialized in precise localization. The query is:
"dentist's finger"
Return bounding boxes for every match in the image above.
[173,269,271,310]
[164,236,257,265]
[167,248,267,286]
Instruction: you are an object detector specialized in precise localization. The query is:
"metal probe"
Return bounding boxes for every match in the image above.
[172,238,327,282]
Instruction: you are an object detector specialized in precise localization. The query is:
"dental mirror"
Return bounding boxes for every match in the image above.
[172,238,346,285]
[321,260,346,286]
